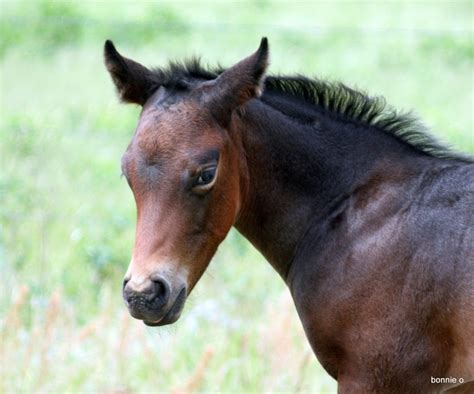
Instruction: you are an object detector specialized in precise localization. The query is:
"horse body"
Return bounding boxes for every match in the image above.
[288,162,474,391]
[104,38,474,392]
[231,98,474,392]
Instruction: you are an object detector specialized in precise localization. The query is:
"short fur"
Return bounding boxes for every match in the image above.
[105,39,474,393]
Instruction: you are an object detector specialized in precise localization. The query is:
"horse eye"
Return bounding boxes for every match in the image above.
[195,166,217,186]
[190,158,219,194]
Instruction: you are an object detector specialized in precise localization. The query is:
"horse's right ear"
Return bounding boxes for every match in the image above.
[104,40,158,105]
[204,37,269,127]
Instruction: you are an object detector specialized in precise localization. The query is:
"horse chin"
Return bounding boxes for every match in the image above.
[143,313,180,327]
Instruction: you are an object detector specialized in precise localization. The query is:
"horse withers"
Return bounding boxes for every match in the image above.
[104,38,473,393]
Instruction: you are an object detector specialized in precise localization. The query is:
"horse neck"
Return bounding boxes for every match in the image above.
[233,99,425,282]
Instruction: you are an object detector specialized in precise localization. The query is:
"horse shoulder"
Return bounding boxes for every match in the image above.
[288,161,474,390]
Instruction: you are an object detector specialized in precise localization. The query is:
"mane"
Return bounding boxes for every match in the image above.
[153,59,472,162]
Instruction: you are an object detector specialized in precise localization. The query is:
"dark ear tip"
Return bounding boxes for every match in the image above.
[259,37,269,53]
[104,40,117,57]
[255,37,269,69]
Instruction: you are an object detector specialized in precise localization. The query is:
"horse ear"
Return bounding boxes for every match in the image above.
[104,40,158,105]
[206,37,269,126]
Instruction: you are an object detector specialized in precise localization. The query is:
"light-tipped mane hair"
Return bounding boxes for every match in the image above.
[150,58,472,162]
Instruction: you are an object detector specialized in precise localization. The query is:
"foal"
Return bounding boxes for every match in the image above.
[104,38,473,393]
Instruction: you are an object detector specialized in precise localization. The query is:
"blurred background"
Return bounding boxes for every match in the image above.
[0,1,472,392]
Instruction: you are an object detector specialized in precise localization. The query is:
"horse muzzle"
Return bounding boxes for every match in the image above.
[122,273,187,326]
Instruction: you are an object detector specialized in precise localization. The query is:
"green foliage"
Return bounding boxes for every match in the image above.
[0,1,472,392]
[419,34,474,64]
[0,0,190,57]
[1,0,83,55]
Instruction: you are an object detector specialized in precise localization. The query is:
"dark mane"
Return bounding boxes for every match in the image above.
[153,59,472,162]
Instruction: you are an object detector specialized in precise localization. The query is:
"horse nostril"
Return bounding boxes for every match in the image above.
[123,277,130,290]
[149,275,170,304]
[122,279,133,306]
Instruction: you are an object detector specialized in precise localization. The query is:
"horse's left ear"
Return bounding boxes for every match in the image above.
[205,37,269,126]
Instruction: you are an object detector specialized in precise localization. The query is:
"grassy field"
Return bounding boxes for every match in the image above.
[1,1,472,392]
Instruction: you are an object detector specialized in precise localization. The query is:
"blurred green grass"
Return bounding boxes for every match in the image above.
[0,0,472,392]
